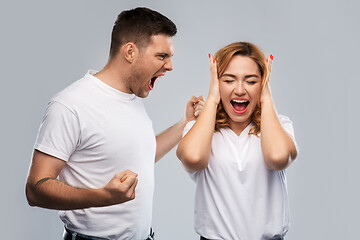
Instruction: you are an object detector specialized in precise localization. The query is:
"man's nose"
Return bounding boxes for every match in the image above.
[164,59,173,71]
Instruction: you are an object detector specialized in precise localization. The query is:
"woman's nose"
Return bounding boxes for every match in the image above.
[234,82,246,95]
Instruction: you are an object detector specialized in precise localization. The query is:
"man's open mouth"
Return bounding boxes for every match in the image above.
[231,99,249,114]
[148,76,158,90]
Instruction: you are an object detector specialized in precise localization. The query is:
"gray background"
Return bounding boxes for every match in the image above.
[1,0,359,239]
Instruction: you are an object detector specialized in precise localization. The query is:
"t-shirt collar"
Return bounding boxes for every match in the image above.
[86,69,136,101]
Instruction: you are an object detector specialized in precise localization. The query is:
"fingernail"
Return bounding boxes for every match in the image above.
[270,54,273,60]
[208,53,211,58]
[213,59,215,63]
[266,59,268,63]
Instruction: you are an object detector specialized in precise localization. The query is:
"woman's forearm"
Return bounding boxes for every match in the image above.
[176,97,218,171]
[260,97,297,170]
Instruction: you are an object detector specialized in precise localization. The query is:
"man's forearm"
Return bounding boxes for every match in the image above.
[155,118,188,162]
[26,177,110,210]
[26,150,138,210]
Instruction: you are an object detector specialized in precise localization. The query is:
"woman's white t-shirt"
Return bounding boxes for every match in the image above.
[183,115,298,240]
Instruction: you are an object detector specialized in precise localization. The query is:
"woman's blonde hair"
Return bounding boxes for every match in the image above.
[214,42,268,136]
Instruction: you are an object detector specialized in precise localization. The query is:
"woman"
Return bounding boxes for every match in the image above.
[177,42,298,240]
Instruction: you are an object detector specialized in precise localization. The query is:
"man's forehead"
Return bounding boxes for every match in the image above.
[147,34,174,53]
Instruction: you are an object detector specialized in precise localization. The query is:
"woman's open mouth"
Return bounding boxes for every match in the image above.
[231,99,249,114]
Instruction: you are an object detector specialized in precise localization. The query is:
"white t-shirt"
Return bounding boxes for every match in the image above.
[34,70,156,240]
[183,115,298,240]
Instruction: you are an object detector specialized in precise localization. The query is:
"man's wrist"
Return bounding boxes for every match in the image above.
[179,117,190,129]
[92,187,113,207]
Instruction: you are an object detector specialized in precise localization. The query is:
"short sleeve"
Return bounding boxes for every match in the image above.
[278,115,300,153]
[183,120,196,137]
[34,101,80,161]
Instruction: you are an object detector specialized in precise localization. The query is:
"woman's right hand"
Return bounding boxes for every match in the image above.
[208,54,220,105]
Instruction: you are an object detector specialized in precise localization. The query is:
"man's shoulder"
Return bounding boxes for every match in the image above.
[55,71,95,98]
[50,72,95,108]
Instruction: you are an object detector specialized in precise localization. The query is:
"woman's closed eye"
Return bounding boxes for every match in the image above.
[223,79,235,83]
[246,80,258,85]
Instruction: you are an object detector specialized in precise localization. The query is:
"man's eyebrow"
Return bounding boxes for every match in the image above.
[157,53,173,57]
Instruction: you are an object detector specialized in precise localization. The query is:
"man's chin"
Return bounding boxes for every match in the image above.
[137,90,150,98]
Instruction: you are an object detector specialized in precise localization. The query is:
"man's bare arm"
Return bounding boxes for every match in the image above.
[26,150,138,210]
[155,96,204,162]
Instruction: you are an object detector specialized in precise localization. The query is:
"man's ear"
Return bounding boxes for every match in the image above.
[123,42,138,63]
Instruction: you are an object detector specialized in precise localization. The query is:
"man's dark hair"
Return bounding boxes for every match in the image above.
[109,7,177,59]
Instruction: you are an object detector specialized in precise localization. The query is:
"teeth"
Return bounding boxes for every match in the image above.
[232,99,248,103]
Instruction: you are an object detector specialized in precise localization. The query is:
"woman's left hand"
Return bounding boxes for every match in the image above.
[261,55,273,103]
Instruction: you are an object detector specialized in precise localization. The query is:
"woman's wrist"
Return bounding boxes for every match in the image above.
[206,95,220,106]
[260,94,273,105]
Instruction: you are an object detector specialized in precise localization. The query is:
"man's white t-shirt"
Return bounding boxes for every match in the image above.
[183,116,298,240]
[34,70,156,240]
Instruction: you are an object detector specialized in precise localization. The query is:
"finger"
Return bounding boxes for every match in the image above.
[188,96,200,107]
[120,174,128,183]
[208,53,212,64]
[269,54,273,62]
[128,178,138,198]
[195,96,205,106]
[120,173,138,183]
[267,54,273,73]
[123,169,136,175]
[194,102,204,116]
[262,74,269,92]
[209,54,217,75]
[120,173,134,183]
[198,99,205,107]
[192,99,200,105]
[190,95,198,103]
[122,174,138,188]
[130,188,136,199]
[194,110,201,117]
[194,104,203,112]
[264,54,273,85]
[115,170,133,180]
[118,170,137,182]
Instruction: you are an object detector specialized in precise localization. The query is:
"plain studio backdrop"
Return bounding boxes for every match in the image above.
[1,0,359,239]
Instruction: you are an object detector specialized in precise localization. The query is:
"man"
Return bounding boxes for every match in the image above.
[25,7,203,240]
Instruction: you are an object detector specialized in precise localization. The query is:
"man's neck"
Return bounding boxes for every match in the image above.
[94,63,131,94]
